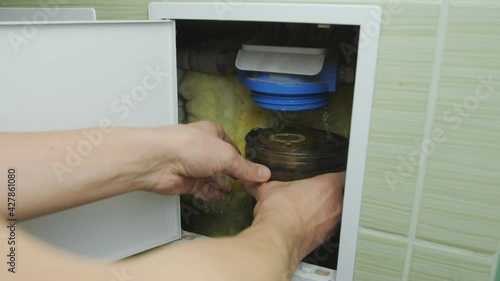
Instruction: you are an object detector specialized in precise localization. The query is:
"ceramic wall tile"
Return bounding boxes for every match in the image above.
[409,241,495,281]
[417,2,500,254]
[353,228,408,281]
[360,2,441,235]
[495,256,500,281]
[0,0,152,19]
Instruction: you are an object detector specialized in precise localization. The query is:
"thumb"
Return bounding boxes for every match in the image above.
[223,150,271,183]
[240,181,262,198]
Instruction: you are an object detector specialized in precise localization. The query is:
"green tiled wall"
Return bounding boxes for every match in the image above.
[2,0,498,280]
[409,242,494,281]
[354,228,408,281]
[361,1,441,237]
[496,257,500,281]
[417,2,500,255]
[0,0,152,19]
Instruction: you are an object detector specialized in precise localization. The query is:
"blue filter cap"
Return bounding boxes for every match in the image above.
[238,56,339,111]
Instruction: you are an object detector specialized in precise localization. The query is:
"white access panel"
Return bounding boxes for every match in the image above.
[150,3,382,280]
[0,20,181,261]
[0,8,96,21]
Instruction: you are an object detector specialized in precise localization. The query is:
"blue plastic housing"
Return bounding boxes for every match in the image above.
[238,56,339,111]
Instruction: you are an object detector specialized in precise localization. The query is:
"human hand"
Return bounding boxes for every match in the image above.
[142,121,271,200]
[244,173,345,259]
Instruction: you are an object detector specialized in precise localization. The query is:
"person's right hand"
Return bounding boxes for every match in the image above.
[244,173,345,259]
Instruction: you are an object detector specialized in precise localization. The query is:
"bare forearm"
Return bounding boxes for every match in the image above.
[0,128,156,220]
[122,220,300,281]
[7,218,300,281]
[0,121,272,220]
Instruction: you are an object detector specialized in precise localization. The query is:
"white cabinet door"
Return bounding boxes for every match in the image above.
[0,20,180,261]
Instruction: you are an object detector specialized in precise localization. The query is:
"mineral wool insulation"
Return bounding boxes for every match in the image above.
[178,71,354,154]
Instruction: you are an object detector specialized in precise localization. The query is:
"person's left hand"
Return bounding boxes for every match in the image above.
[140,121,271,201]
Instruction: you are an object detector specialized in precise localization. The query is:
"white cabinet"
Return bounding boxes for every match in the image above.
[0,20,181,261]
[0,3,381,280]
[149,3,381,281]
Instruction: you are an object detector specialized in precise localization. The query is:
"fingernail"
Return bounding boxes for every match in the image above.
[258,166,270,179]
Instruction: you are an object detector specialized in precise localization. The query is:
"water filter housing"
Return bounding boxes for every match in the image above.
[236,45,339,111]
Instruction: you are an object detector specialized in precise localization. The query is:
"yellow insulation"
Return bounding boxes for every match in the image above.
[180,71,353,145]
[179,71,274,153]
[178,71,353,237]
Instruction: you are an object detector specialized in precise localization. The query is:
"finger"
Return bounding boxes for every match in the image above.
[223,149,271,183]
[252,181,285,201]
[189,121,241,154]
[206,173,233,194]
[242,180,285,201]
[240,180,262,198]
[193,191,222,202]
[193,183,222,202]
